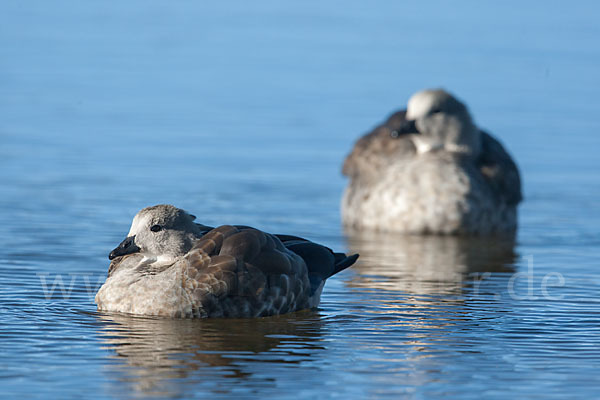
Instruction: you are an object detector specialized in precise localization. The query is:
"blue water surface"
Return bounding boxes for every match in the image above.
[1,1,599,398]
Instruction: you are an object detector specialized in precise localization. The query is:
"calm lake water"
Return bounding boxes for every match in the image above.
[1,1,599,398]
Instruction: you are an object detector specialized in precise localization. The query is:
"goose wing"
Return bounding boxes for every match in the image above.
[342,110,416,179]
[183,225,312,317]
[477,131,523,206]
[183,226,358,317]
[275,234,358,279]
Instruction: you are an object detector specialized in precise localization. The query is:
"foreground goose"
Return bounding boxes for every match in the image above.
[342,89,522,235]
[95,205,358,318]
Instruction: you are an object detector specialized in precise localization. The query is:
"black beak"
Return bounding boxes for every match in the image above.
[390,119,419,138]
[108,235,140,260]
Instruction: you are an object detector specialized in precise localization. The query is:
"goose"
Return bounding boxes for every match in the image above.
[95,204,358,318]
[342,88,522,234]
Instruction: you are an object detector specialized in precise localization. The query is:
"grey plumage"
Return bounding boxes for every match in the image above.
[342,89,522,234]
[96,205,358,318]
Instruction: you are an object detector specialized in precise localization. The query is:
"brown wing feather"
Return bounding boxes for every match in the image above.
[342,110,416,179]
[477,131,523,206]
[183,225,312,317]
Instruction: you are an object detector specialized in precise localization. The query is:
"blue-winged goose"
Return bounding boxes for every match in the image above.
[342,89,522,235]
[96,205,358,318]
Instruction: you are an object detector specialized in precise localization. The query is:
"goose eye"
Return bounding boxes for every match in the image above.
[430,108,442,114]
[150,224,162,232]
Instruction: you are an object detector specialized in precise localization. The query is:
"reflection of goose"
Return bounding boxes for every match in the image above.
[344,231,517,294]
[342,89,522,234]
[97,312,324,397]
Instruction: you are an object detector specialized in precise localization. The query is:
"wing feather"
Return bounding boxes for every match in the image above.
[477,131,523,206]
[342,110,416,179]
[183,225,357,317]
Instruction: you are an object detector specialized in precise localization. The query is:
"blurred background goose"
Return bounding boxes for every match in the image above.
[342,89,522,235]
[96,205,358,318]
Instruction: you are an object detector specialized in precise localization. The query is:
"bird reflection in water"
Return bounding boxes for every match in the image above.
[340,231,519,352]
[344,230,518,295]
[96,311,324,397]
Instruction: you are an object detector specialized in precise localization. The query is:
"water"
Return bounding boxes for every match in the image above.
[1,1,599,398]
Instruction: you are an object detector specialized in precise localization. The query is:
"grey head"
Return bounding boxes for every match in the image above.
[391,89,481,156]
[109,204,203,261]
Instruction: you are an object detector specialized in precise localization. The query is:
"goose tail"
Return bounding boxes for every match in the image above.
[332,253,359,276]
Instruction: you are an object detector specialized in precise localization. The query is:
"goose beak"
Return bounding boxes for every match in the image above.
[109,235,140,260]
[390,119,419,138]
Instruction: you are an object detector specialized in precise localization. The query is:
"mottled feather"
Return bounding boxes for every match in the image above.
[342,110,416,180]
[341,89,522,234]
[96,209,358,318]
